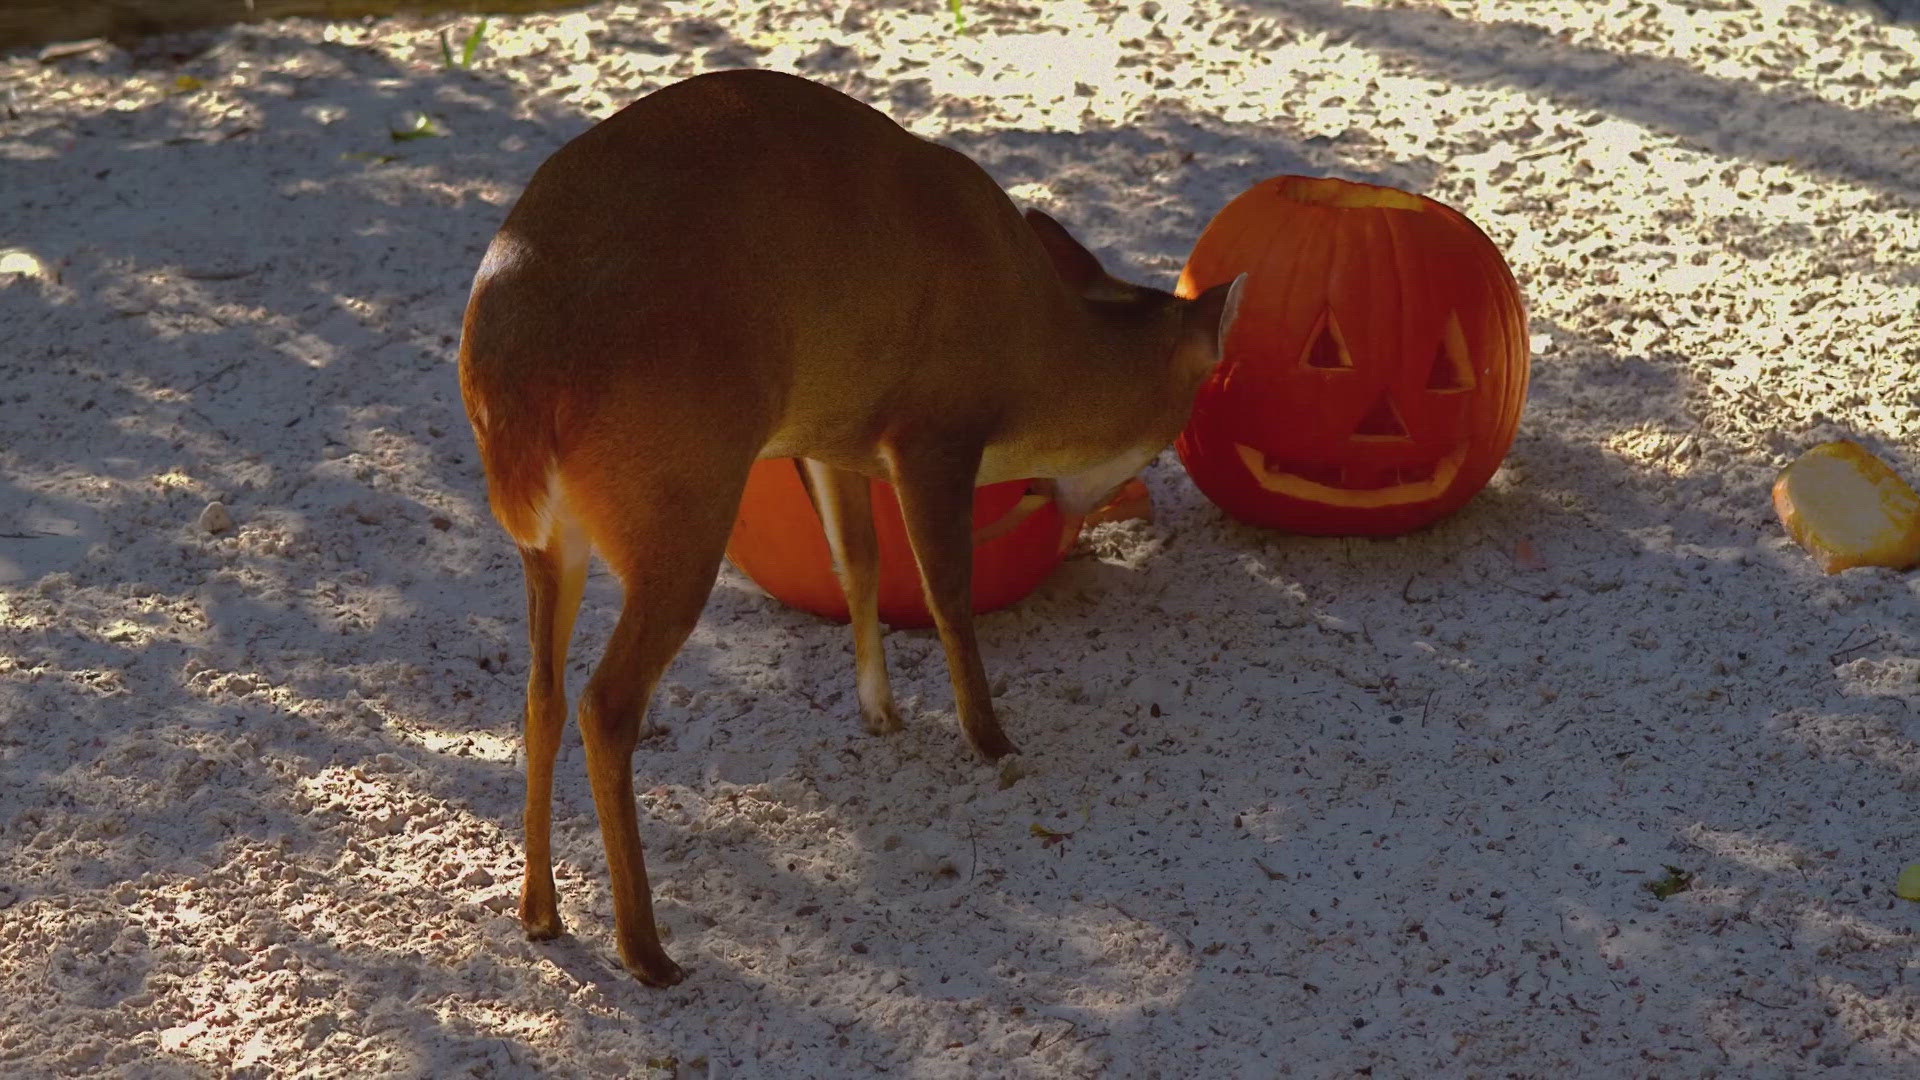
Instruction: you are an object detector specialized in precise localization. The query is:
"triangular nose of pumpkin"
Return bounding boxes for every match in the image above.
[1300,308,1353,370]
[1352,393,1410,441]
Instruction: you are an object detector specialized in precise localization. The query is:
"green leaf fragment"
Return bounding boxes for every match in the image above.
[1646,865,1693,900]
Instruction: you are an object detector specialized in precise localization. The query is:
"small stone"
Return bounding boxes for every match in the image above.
[199,501,233,534]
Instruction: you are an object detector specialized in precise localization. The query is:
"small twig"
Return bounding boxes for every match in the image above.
[183,357,246,393]
[183,406,235,445]
[1515,137,1582,162]
[1032,1018,1082,1053]
[1829,631,1884,666]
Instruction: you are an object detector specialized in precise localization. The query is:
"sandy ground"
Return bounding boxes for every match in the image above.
[3,0,1920,1076]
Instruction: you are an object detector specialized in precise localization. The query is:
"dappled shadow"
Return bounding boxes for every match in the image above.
[943,100,1439,283]
[960,301,1917,1068]
[1831,0,1920,24]
[3,6,1918,1076]
[1233,0,1920,202]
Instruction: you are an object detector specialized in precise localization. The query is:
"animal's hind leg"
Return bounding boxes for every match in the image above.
[516,525,588,941]
[570,458,751,986]
[801,458,900,735]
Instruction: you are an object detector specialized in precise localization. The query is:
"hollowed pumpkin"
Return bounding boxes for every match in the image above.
[1175,176,1529,535]
[724,459,1081,628]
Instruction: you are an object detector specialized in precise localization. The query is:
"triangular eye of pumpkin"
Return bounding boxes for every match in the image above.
[1352,392,1411,441]
[1426,312,1476,392]
[1300,308,1354,370]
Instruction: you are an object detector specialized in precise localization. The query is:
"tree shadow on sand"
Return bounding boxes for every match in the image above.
[1234,0,1920,204]
[5,16,1919,1075]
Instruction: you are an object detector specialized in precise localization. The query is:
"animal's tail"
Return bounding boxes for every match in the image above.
[459,338,565,550]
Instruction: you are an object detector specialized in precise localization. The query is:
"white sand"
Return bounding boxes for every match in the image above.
[3,1,1919,1075]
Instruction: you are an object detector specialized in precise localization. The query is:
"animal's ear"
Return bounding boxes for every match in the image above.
[1183,273,1247,372]
[1216,273,1247,347]
[1024,208,1105,291]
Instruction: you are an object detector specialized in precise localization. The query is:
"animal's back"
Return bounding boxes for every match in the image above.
[458,70,1063,541]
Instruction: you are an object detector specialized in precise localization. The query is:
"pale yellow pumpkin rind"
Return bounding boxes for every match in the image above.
[1772,440,1920,574]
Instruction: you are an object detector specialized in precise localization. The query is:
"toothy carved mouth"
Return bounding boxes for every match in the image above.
[1234,443,1468,508]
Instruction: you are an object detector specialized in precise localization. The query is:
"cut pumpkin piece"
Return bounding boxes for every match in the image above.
[1772,440,1920,574]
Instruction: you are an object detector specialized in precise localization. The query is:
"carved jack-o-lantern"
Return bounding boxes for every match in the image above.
[725,459,1079,628]
[1175,176,1529,535]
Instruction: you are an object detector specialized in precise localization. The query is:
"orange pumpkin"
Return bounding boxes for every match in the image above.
[1175,176,1529,535]
[725,459,1082,628]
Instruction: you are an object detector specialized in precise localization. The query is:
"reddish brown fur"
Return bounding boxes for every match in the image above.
[458,69,1240,985]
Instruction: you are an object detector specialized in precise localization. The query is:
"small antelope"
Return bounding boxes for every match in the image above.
[458,69,1242,985]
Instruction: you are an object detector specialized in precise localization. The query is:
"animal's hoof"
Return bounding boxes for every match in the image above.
[520,895,564,941]
[624,950,686,987]
[864,701,903,736]
[968,727,1018,761]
